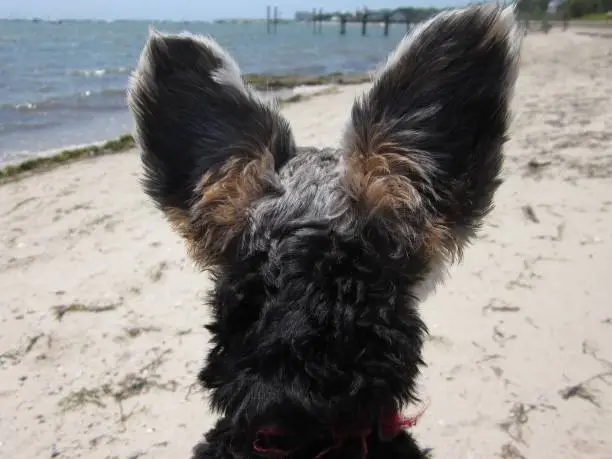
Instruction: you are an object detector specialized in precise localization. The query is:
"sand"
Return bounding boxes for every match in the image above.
[1,28,611,459]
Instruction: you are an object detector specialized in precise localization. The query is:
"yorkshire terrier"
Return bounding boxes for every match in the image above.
[128,4,521,458]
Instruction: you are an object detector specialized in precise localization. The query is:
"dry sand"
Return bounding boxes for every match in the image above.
[1,29,612,459]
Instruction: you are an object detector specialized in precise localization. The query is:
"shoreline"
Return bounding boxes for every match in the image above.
[0,81,353,184]
[0,135,136,184]
[244,71,372,90]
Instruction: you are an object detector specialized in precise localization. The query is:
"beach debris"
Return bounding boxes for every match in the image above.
[147,261,168,282]
[524,317,540,329]
[506,256,552,290]
[559,384,599,407]
[284,94,303,103]
[499,442,526,459]
[58,349,176,428]
[493,325,517,347]
[535,222,566,242]
[24,333,44,354]
[114,325,163,343]
[559,371,612,408]
[279,86,340,106]
[426,334,453,350]
[498,402,534,445]
[0,333,47,366]
[482,298,520,315]
[185,381,204,401]
[52,300,122,321]
[521,205,539,223]
[523,158,552,180]
[550,222,565,241]
[129,285,142,295]
[124,326,161,339]
[526,158,551,171]
[582,340,612,368]
[0,349,20,365]
[126,441,169,459]
[557,343,612,407]
[476,353,504,364]
[491,365,504,378]
[3,197,37,216]
[554,222,565,240]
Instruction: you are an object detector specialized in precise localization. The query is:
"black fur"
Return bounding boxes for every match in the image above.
[193,416,431,459]
[127,4,521,459]
[128,30,295,217]
[346,5,519,243]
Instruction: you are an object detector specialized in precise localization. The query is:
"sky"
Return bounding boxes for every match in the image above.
[0,0,467,21]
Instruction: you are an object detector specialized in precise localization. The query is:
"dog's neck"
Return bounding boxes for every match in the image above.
[252,406,428,459]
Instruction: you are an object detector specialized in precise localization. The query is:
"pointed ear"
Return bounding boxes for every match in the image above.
[128,31,295,269]
[343,4,521,263]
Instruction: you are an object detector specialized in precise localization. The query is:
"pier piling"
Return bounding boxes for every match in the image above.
[274,6,425,37]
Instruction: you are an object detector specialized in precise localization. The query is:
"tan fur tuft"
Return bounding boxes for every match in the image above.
[345,149,428,214]
[344,131,462,263]
[166,150,278,269]
[423,219,462,264]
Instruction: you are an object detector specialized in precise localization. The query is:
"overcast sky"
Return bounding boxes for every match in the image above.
[0,0,466,21]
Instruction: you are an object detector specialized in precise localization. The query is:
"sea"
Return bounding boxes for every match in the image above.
[0,19,409,166]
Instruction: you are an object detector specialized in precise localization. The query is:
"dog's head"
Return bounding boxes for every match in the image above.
[128,2,520,435]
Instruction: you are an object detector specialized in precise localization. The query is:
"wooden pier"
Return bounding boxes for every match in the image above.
[266,6,418,36]
[266,5,279,34]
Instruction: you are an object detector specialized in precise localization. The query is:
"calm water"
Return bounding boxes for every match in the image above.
[0,19,408,164]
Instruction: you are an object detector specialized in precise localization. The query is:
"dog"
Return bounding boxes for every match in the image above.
[127,3,521,458]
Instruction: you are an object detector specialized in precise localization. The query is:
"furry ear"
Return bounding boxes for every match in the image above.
[128,31,294,268]
[343,4,521,263]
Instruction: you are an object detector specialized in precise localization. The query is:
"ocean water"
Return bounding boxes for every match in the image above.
[0,19,408,165]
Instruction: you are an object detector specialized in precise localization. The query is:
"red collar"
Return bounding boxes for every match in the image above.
[253,403,429,458]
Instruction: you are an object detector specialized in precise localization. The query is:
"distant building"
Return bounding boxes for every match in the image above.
[294,11,313,21]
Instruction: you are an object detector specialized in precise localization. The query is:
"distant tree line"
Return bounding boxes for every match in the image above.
[565,0,612,17]
[517,0,612,19]
[389,7,441,23]
[297,1,610,25]
[294,7,443,23]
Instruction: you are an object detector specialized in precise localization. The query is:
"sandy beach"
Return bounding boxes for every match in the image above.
[1,28,612,459]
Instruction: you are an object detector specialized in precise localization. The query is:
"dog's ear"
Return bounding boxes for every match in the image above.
[128,31,294,269]
[343,4,521,263]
